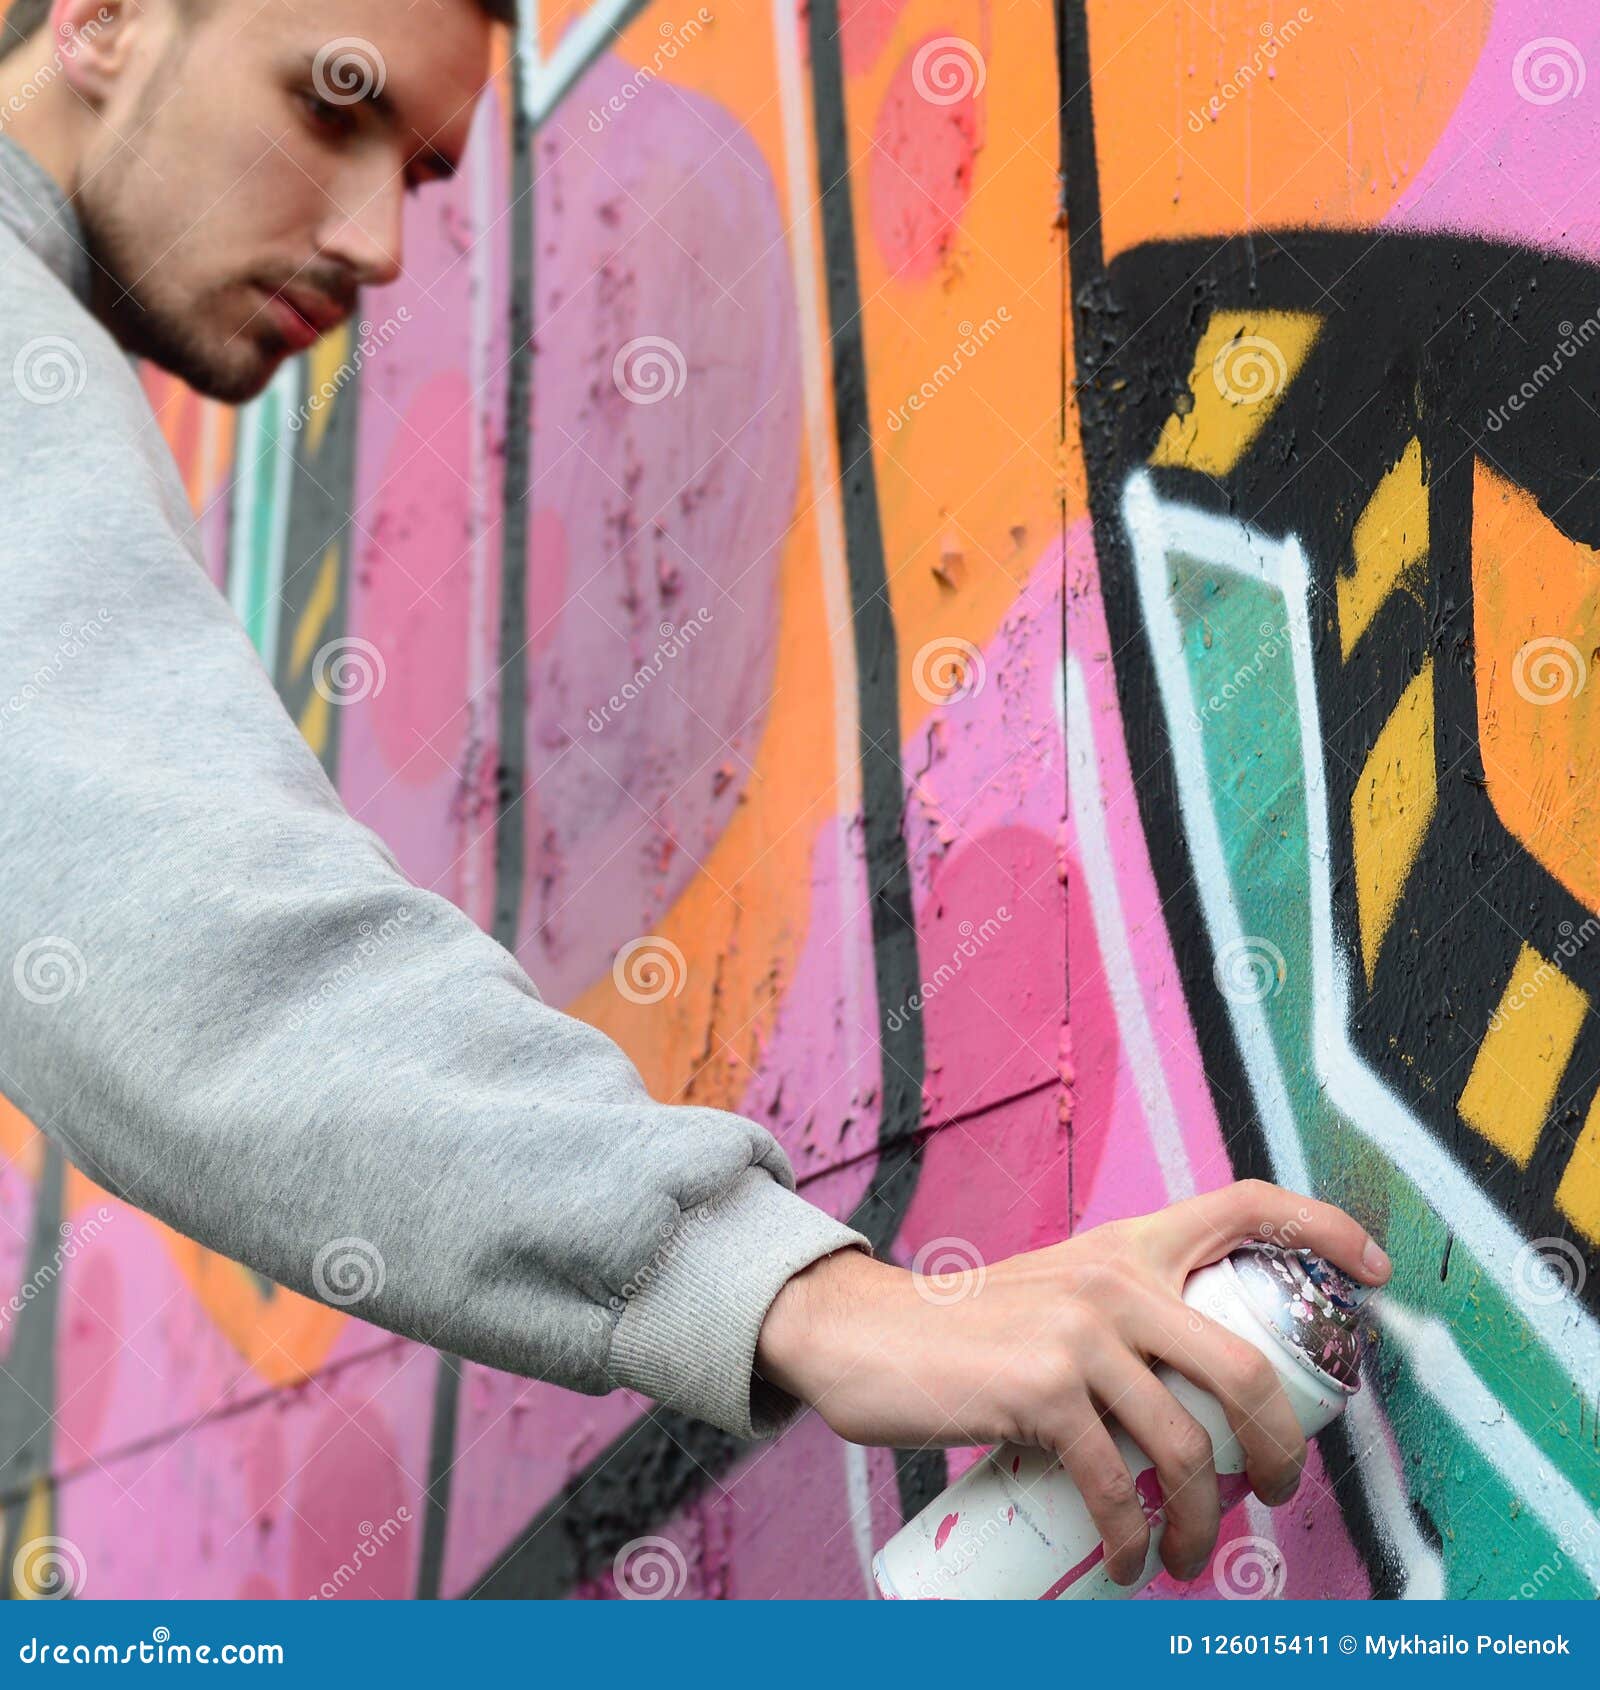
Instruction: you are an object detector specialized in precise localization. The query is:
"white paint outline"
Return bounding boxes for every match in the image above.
[1120,469,1600,1591]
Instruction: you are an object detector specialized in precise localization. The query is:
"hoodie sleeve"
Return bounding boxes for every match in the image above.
[0,259,867,1441]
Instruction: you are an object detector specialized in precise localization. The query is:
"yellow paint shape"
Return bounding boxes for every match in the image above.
[1149,311,1321,475]
[1557,1091,1600,1244]
[1459,943,1588,1167]
[1351,660,1437,984]
[1472,461,1600,913]
[305,326,351,457]
[10,1479,51,1597]
[1340,437,1428,659]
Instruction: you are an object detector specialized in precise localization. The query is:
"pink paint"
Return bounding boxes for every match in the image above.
[1392,6,1600,263]
[934,1512,960,1551]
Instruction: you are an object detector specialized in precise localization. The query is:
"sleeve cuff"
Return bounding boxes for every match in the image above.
[605,1167,869,1439]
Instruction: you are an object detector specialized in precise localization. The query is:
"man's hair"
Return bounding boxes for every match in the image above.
[1,0,516,62]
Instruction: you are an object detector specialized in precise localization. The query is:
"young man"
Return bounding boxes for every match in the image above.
[0,0,1390,1590]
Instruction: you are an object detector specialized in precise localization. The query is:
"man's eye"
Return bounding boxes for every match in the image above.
[298,89,356,137]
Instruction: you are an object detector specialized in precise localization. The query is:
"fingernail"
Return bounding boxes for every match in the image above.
[1362,1238,1392,1280]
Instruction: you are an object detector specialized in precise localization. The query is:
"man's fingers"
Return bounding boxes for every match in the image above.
[1150,1179,1390,1285]
[1136,1294,1306,1509]
[1090,1348,1219,1582]
[1045,1396,1152,1586]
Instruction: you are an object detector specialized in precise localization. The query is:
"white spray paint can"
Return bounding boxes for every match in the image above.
[872,1244,1375,1600]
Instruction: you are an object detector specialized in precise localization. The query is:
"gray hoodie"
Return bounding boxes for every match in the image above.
[0,135,865,1438]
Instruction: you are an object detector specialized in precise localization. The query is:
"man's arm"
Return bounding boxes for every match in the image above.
[756,1180,1391,1584]
[0,279,865,1440]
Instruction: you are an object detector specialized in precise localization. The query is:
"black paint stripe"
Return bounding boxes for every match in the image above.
[468,2,951,1592]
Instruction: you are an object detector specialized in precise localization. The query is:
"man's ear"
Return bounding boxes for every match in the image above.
[52,0,145,104]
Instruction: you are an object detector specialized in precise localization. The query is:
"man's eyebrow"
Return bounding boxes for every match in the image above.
[292,50,459,184]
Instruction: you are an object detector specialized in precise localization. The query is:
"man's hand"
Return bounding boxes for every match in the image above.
[755,1179,1391,1587]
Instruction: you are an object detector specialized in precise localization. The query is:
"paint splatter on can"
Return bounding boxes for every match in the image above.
[871,1244,1376,1600]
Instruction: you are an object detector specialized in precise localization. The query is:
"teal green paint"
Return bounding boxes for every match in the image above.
[1166,548,1600,1597]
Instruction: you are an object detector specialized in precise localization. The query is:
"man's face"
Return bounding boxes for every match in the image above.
[74,0,492,402]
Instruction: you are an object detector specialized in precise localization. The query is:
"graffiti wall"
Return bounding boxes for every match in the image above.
[0,0,1593,1604]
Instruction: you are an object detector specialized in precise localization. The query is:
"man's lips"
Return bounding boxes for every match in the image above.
[259,287,347,351]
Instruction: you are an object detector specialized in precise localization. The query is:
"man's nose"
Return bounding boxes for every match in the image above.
[317,175,405,289]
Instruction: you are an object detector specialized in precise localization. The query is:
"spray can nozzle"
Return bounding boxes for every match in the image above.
[1226,1242,1379,1391]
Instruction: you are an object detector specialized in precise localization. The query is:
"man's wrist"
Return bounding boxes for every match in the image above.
[754,1244,899,1408]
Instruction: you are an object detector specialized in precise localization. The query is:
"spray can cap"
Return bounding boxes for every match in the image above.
[1227,1242,1378,1391]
